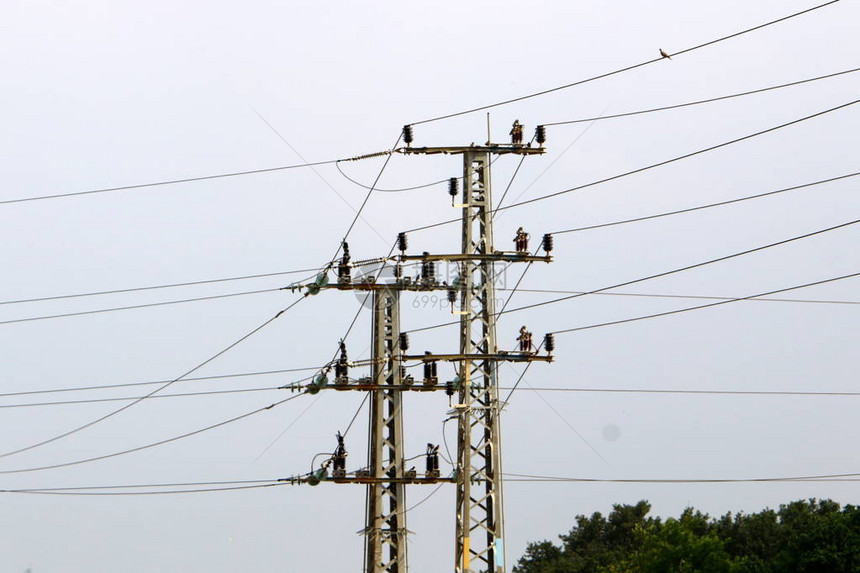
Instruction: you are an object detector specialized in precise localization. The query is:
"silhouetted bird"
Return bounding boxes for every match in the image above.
[660,48,672,60]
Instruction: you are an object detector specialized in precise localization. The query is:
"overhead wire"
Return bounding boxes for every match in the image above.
[1,159,344,206]
[406,217,860,335]
[497,98,860,213]
[326,126,406,439]
[503,470,860,484]
[408,0,842,125]
[3,0,849,492]
[551,271,860,336]
[9,467,860,495]
[1,478,279,492]
[491,134,535,216]
[0,287,282,327]
[336,134,403,260]
[497,111,608,216]
[0,293,310,460]
[16,378,858,410]
[251,108,391,246]
[0,264,331,307]
[543,66,860,126]
[0,377,312,409]
[502,387,860,397]
[0,365,321,399]
[251,127,403,462]
[502,217,860,320]
[2,482,288,496]
[0,140,403,207]
[403,101,860,236]
[0,393,308,475]
[255,129,404,459]
[501,287,860,307]
[335,161,448,193]
[551,172,860,235]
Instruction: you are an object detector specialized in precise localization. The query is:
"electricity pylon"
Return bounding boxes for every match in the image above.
[401,135,550,573]
[364,287,407,572]
[294,125,553,573]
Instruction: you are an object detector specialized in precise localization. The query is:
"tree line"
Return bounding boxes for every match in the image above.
[513,498,860,573]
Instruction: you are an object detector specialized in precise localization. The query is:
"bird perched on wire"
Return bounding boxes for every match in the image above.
[659,48,672,60]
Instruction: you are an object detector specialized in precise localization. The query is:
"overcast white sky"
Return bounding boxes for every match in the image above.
[1,1,858,572]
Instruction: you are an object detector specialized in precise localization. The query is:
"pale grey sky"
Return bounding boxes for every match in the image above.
[1,1,858,572]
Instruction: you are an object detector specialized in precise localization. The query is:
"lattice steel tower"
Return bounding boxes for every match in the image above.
[296,124,553,573]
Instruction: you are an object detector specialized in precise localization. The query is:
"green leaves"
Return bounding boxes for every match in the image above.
[513,499,860,573]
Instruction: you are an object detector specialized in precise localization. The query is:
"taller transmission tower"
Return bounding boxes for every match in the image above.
[295,123,553,573]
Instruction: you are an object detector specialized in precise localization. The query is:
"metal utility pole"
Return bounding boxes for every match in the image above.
[401,128,550,573]
[294,123,553,573]
[456,148,506,573]
[364,288,407,573]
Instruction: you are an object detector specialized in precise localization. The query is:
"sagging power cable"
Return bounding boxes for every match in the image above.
[550,271,860,336]
[543,66,860,126]
[0,294,310,460]
[408,1,842,125]
[0,393,308,475]
[1,148,395,206]
[406,217,860,335]
[403,102,860,236]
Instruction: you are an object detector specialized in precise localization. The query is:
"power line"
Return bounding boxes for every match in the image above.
[2,482,288,496]
[0,287,283,327]
[503,470,860,484]
[409,1,842,125]
[507,218,860,319]
[506,387,860,397]
[0,387,281,409]
[338,248,401,442]
[15,377,857,410]
[552,271,860,336]
[1,160,343,206]
[497,98,860,213]
[403,102,860,237]
[0,143,402,207]
[502,287,860,307]
[551,172,860,235]
[499,114,608,215]
[0,265,328,307]
[338,134,403,254]
[0,379,312,409]
[0,393,307,475]
[252,108,391,247]
[0,294,309,460]
[0,365,321,399]
[543,67,860,126]
[407,217,860,335]
[257,146,401,463]
[335,161,448,193]
[1,478,279,492]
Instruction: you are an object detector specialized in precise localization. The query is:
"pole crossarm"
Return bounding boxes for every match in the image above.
[328,476,455,485]
[401,353,553,364]
[398,145,545,157]
[316,282,451,292]
[327,382,461,392]
[398,253,552,264]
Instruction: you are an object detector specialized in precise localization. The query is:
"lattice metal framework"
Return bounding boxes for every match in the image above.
[365,288,408,573]
[455,150,505,573]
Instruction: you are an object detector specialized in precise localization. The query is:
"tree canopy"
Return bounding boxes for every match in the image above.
[513,499,860,573]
